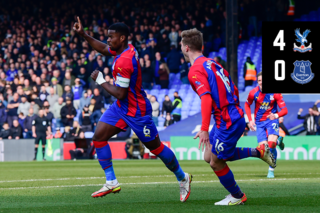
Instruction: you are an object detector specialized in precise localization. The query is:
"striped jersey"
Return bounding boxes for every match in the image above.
[246,86,286,123]
[108,44,152,117]
[188,56,244,130]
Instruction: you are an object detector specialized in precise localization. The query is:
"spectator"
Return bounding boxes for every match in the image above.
[0,123,11,139]
[166,45,181,73]
[243,56,257,88]
[150,96,160,126]
[152,52,164,85]
[23,108,37,139]
[92,88,104,111]
[62,126,74,141]
[297,108,318,135]
[158,63,170,89]
[17,95,30,118]
[6,63,18,82]
[158,33,170,56]
[10,119,23,139]
[279,117,290,137]
[81,105,92,132]
[91,107,105,131]
[43,101,54,124]
[7,93,20,127]
[140,42,151,59]
[47,87,59,112]
[142,60,154,90]
[77,67,89,87]
[171,91,182,123]
[180,57,189,84]
[161,95,173,116]
[79,90,91,111]
[54,128,63,139]
[60,97,77,127]
[18,112,26,130]
[70,121,83,138]
[72,78,83,110]
[63,71,75,88]
[169,28,179,48]
[164,114,174,128]
[51,77,63,97]
[0,100,7,130]
[62,85,74,102]
[39,85,49,103]
[147,40,158,61]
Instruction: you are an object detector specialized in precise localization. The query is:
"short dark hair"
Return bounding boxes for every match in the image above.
[181,28,203,51]
[109,23,130,40]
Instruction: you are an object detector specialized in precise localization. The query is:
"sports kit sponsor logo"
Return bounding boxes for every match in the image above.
[260,102,270,110]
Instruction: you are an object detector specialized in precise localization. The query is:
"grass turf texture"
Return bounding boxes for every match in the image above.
[0,160,319,213]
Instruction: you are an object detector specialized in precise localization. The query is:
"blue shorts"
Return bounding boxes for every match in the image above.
[99,103,158,143]
[209,117,246,160]
[256,119,279,143]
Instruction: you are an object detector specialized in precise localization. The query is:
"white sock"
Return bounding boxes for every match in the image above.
[269,168,275,171]
[106,179,119,186]
[179,173,188,183]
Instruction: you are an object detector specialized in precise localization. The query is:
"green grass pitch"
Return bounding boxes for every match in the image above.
[0,160,319,213]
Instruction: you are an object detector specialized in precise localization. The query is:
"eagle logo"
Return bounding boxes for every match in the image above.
[293,29,312,53]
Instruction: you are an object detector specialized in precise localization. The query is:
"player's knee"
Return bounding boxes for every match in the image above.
[204,155,211,164]
[209,160,218,170]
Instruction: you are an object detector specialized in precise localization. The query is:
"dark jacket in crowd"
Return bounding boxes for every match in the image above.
[161,100,172,115]
[45,112,54,123]
[0,129,10,139]
[166,48,181,72]
[0,104,7,124]
[92,95,104,111]
[142,66,154,83]
[164,119,174,127]
[10,125,23,138]
[180,62,189,79]
[23,114,37,131]
[60,104,77,125]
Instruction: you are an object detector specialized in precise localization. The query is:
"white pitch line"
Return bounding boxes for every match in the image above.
[0,173,318,184]
[0,177,319,190]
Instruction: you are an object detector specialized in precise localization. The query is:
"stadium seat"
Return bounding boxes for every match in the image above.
[85,132,94,138]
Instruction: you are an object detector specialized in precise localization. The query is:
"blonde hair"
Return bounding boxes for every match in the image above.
[181,28,203,51]
[161,63,170,75]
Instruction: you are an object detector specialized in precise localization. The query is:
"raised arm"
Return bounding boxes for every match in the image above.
[73,16,113,56]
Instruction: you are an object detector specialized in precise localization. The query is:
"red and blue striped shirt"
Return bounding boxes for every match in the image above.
[188,56,244,130]
[108,44,152,117]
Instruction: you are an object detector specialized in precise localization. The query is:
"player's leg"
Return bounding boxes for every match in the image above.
[33,137,40,161]
[208,118,247,205]
[210,153,247,205]
[204,144,212,163]
[41,134,47,161]
[125,115,191,202]
[91,106,125,198]
[266,120,280,178]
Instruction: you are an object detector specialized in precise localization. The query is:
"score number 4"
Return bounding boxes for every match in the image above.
[273,30,285,81]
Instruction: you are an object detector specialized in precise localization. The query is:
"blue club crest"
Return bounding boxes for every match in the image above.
[291,60,314,84]
[293,29,312,53]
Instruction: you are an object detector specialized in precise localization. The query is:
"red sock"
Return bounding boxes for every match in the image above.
[268,141,276,149]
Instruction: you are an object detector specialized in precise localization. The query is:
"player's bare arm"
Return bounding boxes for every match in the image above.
[73,16,112,56]
[91,70,128,100]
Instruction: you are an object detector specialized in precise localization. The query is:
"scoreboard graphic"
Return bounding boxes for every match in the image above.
[262,22,320,93]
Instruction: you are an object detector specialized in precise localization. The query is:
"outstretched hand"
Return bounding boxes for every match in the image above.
[194,130,210,152]
[73,16,85,36]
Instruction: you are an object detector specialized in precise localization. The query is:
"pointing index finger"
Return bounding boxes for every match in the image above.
[77,16,81,25]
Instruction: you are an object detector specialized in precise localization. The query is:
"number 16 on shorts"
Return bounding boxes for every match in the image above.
[262,22,319,93]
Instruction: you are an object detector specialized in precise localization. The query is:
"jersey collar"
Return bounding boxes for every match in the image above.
[194,55,204,64]
[115,45,130,59]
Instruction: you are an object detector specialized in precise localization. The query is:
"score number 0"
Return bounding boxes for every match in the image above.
[273,30,285,81]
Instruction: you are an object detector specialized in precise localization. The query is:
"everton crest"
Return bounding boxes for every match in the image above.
[293,29,312,53]
[291,60,314,84]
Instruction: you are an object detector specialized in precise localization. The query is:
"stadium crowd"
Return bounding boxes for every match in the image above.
[0,0,319,139]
